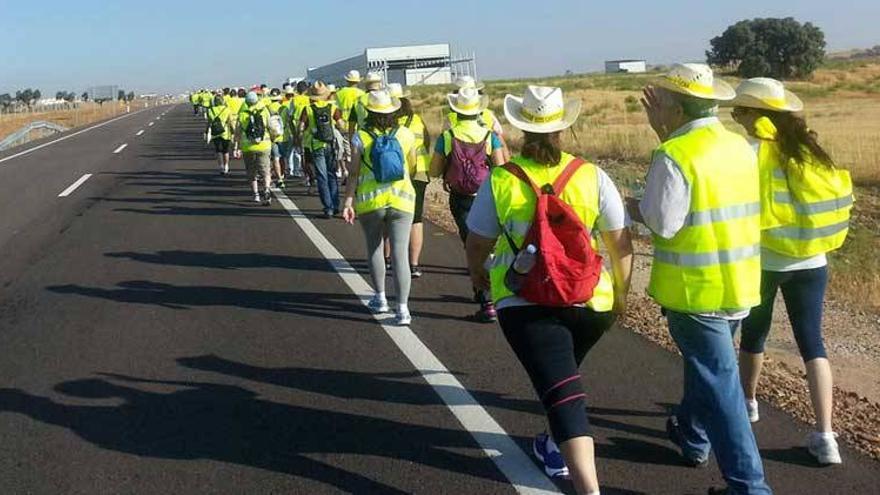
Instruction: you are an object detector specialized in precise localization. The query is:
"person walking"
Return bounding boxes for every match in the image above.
[267,88,287,189]
[233,91,273,206]
[206,94,234,175]
[342,89,418,326]
[298,81,347,218]
[429,87,505,322]
[465,85,633,494]
[630,64,772,494]
[389,83,431,279]
[348,72,384,138]
[290,80,313,188]
[280,87,299,178]
[729,78,853,465]
[199,89,213,118]
[446,76,511,162]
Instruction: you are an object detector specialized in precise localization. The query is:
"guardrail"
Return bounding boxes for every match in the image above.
[0,120,69,151]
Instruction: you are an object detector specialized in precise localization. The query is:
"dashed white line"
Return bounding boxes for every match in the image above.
[113,144,128,154]
[272,188,560,495]
[58,174,93,197]
[148,122,154,126]
[136,130,145,136]
[0,109,148,167]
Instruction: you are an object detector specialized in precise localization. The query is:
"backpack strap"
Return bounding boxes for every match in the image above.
[551,157,587,195]
[501,162,541,195]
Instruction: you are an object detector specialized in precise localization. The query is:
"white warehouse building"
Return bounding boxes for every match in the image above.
[307,43,476,86]
[604,59,647,74]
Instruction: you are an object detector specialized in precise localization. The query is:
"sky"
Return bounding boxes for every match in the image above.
[1,0,879,96]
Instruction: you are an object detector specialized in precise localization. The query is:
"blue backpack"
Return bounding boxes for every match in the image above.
[364,128,405,183]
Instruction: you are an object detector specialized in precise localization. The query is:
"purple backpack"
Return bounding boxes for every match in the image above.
[444,129,492,196]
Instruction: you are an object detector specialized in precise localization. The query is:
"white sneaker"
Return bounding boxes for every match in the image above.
[395,308,412,326]
[253,194,261,203]
[367,295,389,314]
[807,432,842,465]
[746,399,759,423]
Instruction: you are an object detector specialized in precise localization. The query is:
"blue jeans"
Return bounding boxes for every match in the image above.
[667,311,772,495]
[311,146,339,213]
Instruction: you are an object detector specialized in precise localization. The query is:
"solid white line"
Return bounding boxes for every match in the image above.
[0,109,147,166]
[148,122,154,127]
[58,174,93,197]
[112,143,128,154]
[272,189,559,495]
[136,130,145,136]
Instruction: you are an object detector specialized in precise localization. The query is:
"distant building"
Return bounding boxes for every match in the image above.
[604,60,647,74]
[87,85,119,101]
[307,43,476,86]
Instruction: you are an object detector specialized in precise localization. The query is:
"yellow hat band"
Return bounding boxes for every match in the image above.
[454,100,481,111]
[665,75,714,96]
[368,101,395,111]
[520,108,564,124]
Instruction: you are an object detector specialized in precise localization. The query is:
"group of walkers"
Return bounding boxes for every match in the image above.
[189,62,853,495]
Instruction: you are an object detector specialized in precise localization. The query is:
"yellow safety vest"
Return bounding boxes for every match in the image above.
[207,105,232,140]
[302,101,339,151]
[753,118,853,257]
[336,86,365,122]
[190,93,199,105]
[489,152,615,311]
[355,127,417,216]
[398,113,430,179]
[237,102,272,153]
[447,109,497,131]
[648,122,761,313]
[292,94,311,121]
[199,92,213,108]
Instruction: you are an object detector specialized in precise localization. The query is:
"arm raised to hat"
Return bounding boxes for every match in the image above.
[642,86,675,142]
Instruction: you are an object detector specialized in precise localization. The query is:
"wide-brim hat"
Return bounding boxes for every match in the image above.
[344,70,362,83]
[308,81,331,100]
[365,90,401,114]
[729,77,804,112]
[386,83,411,99]
[284,87,296,96]
[454,75,485,91]
[504,85,581,134]
[447,87,488,116]
[655,63,736,101]
[364,72,383,90]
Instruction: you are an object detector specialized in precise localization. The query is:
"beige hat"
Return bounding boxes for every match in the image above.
[308,81,331,101]
[730,77,804,112]
[454,75,485,91]
[386,83,411,99]
[447,87,488,116]
[655,63,735,101]
[327,84,337,93]
[344,70,362,83]
[365,90,401,114]
[284,87,296,96]
[364,72,383,90]
[504,85,581,134]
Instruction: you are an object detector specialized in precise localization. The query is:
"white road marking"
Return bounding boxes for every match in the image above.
[272,188,560,495]
[112,143,128,154]
[148,122,154,126]
[0,109,148,166]
[58,174,93,197]
[136,130,145,136]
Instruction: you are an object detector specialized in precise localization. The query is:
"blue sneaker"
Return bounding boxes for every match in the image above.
[532,433,569,479]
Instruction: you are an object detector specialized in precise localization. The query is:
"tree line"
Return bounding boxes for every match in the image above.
[0,88,137,111]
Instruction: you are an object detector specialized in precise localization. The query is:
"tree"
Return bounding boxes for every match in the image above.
[0,93,11,111]
[707,17,826,79]
[33,89,41,103]
[118,89,126,101]
[126,91,135,102]
[81,92,89,102]
[16,89,34,108]
[56,91,64,100]
[64,92,76,102]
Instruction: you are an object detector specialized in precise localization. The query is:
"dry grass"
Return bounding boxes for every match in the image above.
[0,101,140,143]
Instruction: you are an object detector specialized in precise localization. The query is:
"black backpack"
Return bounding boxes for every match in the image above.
[245,110,266,143]
[312,104,335,143]
[210,110,226,137]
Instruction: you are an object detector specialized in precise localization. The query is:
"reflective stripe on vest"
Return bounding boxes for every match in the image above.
[489,152,614,312]
[648,122,761,313]
[773,192,854,215]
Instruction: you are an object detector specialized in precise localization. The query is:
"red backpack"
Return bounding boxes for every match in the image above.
[501,158,604,307]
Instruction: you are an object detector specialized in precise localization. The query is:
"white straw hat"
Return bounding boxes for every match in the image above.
[364,72,383,90]
[365,90,401,114]
[386,83,411,99]
[454,75,485,91]
[344,70,362,83]
[730,77,804,112]
[655,63,735,101]
[504,85,581,133]
[447,87,488,116]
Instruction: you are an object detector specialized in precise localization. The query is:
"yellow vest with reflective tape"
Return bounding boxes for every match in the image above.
[489,152,615,311]
[237,103,272,153]
[398,113,430,178]
[447,109,497,131]
[303,101,338,151]
[336,87,365,122]
[356,127,417,215]
[207,105,232,140]
[648,122,761,313]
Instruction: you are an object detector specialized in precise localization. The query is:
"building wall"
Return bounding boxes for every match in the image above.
[307,54,367,84]
[604,61,646,74]
[366,44,450,63]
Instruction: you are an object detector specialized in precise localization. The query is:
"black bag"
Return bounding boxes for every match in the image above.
[210,113,226,137]
[312,104,334,143]
[245,111,266,143]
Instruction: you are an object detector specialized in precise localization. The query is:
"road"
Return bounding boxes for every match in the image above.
[0,105,877,494]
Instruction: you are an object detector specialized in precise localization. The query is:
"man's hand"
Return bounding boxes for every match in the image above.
[625,196,644,224]
[641,86,672,142]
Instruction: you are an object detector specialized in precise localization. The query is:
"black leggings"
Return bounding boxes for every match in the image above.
[498,305,615,443]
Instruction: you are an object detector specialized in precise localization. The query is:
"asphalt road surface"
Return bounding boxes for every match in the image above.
[0,105,878,494]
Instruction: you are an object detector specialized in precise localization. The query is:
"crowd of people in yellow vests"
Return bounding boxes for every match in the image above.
[188,63,854,495]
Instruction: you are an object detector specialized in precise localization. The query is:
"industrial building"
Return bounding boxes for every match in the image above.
[604,60,647,74]
[307,44,476,86]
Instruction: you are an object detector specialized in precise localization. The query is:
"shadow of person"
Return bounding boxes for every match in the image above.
[0,376,514,493]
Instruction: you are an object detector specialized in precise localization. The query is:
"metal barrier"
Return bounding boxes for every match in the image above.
[0,120,69,151]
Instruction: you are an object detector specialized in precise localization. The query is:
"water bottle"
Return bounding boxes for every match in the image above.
[505,244,538,293]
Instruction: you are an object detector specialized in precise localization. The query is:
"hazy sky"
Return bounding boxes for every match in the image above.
[1,0,878,96]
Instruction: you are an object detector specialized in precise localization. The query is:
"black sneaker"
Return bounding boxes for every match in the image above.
[666,415,708,468]
[322,210,333,219]
[411,265,423,278]
[707,488,729,495]
[278,180,286,190]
